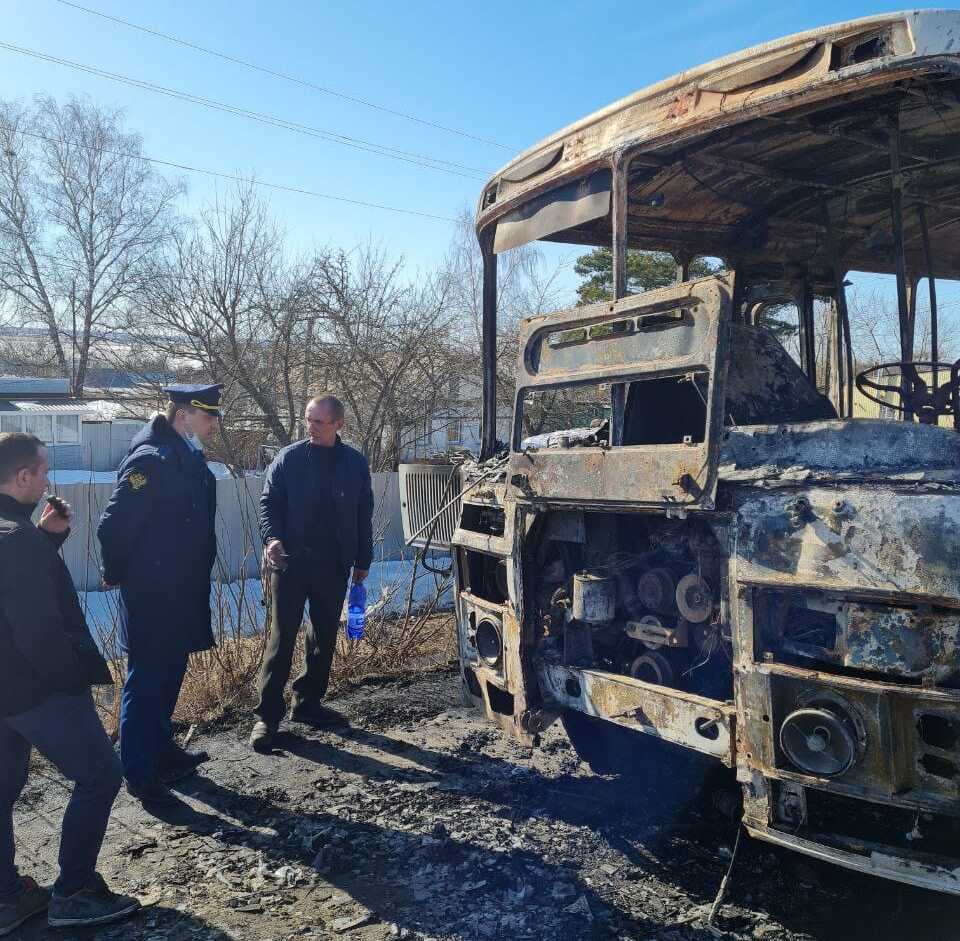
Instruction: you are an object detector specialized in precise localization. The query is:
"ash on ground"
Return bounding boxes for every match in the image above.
[13,668,960,940]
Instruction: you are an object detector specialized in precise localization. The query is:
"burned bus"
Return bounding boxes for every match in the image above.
[400,11,960,893]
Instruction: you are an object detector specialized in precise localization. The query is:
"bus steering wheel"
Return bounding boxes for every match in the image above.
[855,361,960,426]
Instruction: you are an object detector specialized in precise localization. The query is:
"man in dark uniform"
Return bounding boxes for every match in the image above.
[97,384,221,807]
[249,394,373,752]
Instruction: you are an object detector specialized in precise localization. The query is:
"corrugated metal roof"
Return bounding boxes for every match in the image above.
[2,400,96,414]
[0,376,70,396]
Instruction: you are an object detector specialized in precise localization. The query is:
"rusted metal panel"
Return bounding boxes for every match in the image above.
[737,659,960,814]
[843,603,959,683]
[746,824,960,896]
[509,275,731,510]
[539,664,735,764]
[733,489,960,604]
[720,419,960,482]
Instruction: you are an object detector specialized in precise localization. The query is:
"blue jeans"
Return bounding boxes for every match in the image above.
[0,691,122,902]
[119,645,189,786]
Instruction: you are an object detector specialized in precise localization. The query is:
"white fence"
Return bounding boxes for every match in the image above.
[52,471,407,591]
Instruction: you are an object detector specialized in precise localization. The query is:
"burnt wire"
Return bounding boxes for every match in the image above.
[416,461,461,577]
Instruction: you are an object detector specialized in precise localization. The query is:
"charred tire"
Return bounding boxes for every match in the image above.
[560,711,738,817]
[561,709,659,776]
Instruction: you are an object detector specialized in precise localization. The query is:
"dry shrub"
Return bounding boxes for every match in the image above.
[173,563,456,726]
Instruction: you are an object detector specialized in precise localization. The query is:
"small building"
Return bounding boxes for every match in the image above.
[0,376,146,472]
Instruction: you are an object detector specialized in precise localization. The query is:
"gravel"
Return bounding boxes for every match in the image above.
[12,666,960,940]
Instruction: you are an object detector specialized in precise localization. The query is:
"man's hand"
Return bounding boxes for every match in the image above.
[38,500,72,535]
[352,568,369,584]
[102,579,118,590]
[265,539,288,567]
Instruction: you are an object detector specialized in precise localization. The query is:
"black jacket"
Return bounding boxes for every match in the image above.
[97,415,217,656]
[0,493,112,717]
[259,437,374,570]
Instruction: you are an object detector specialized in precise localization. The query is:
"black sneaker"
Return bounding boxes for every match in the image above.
[0,876,50,937]
[290,703,348,728]
[126,778,181,807]
[47,873,139,929]
[249,720,276,753]
[158,741,209,783]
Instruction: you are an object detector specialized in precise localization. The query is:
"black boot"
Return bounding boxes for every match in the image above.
[126,778,181,808]
[158,740,208,783]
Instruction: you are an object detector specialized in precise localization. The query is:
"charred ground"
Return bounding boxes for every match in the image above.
[12,666,960,941]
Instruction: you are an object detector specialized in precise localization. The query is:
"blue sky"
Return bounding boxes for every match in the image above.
[1,0,934,275]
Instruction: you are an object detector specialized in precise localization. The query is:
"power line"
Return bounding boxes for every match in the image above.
[53,0,513,153]
[0,40,489,181]
[0,123,460,223]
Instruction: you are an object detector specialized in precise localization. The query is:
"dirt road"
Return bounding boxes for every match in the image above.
[11,667,960,940]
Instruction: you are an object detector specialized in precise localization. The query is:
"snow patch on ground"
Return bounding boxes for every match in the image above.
[50,461,236,485]
[80,557,452,648]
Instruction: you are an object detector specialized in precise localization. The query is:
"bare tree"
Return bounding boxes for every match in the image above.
[441,209,571,444]
[846,284,959,368]
[130,181,311,448]
[305,243,458,470]
[0,96,182,394]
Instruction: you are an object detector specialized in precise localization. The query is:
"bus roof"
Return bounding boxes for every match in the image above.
[477,10,960,285]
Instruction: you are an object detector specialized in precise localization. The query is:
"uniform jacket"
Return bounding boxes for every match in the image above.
[259,437,374,571]
[97,415,217,656]
[0,493,112,717]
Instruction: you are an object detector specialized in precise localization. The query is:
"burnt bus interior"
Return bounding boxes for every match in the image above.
[456,41,960,825]
[478,54,960,445]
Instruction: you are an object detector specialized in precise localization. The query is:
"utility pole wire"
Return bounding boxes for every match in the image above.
[53,0,513,151]
[0,41,489,181]
[0,123,460,224]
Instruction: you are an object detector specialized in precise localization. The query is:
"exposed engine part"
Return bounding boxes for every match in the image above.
[676,573,714,623]
[563,621,594,667]
[531,512,731,699]
[637,567,677,614]
[572,572,616,623]
[779,705,859,776]
[625,615,690,649]
[629,650,674,685]
[475,619,503,667]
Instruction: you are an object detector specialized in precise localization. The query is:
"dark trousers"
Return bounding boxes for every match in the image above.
[254,559,350,727]
[119,645,189,787]
[0,692,123,902]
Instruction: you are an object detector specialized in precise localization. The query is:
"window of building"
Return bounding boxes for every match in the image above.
[55,414,80,443]
[446,417,462,445]
[0,414,23,433]
[23,414,53,442]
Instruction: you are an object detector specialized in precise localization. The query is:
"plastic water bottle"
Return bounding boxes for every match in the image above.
[346,582,366,640]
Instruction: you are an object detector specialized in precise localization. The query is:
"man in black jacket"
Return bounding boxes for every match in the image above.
[0,433,139,934]
[250,395,374,752]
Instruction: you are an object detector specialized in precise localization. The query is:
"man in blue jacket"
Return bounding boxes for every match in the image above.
[97,385,220,807]
[250,394,373,752]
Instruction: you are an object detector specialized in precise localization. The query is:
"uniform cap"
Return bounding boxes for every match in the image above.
[163,383,223,417]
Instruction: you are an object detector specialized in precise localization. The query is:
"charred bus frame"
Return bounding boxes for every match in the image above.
[401,10,960,896]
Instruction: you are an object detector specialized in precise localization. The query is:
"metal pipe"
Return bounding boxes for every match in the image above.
[819,202,848,417]
[890,113,915,422]
[480,233,498,460]
[611,154,629,300]
[798,273,817,387]
[917,205,939,393]
[611,155,630,447]
[841,290,853,418]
